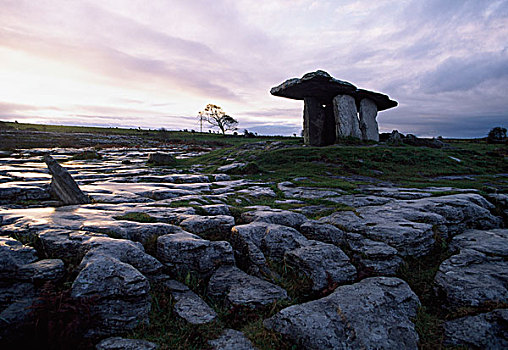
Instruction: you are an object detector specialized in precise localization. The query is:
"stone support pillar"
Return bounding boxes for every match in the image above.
[303,97,326,146]
[333,95,361,139]
[359,98,379,141]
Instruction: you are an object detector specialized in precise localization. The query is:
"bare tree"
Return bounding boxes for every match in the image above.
[198,104,238,135]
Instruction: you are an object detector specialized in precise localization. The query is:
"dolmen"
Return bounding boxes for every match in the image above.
[271,70,397,146]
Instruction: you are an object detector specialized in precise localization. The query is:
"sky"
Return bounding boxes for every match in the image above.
[0,0,507,137]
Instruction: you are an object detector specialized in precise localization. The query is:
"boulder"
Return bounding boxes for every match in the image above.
[157,232,235,277]
[0,237,38,278]
[264,277,420,349]
[147,152,176,166]
[44,154,91,204]
[333,94,362,139]
[346,233,403,275]
[299,220,345,246]
[435,228,508,307]
[80,236,164,277]
[179,214,235,237]
[71,255,151,337]
[358,98,379,141]
[435,248,507,307]
[17,259,65,281]
[261,224,308,260]
[284,241,356,291]
[443,309,508,348]
[208,329,257,350]
[208,266,287,308]
[386,130,404,145]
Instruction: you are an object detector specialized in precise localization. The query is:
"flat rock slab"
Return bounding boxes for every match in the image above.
[443,309,508,348]
[270,70,356,102]
[208,329,257,350]
[241,209,307,229]
[162,279,217,324]
[264,277,420,350]
[322,193,502,258]
[208,266,287,308]
[81,220,185,244]
[173,290,217,325]
[96,337,158,350]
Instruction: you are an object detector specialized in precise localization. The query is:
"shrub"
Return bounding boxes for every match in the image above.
[487,127,507,144]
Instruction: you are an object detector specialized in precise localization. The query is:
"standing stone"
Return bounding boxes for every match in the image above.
[333,95,362,139]
[303,97,335,146]
[359,98,379,141]
[44,155,91,205]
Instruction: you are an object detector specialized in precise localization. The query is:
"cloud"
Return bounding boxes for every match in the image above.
[0,0,507,137]
[419,51,508,93]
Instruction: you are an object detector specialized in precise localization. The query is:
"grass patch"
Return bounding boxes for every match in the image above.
[241,319,295,350]
[181,141,508,192]
[130,284,224,349]
[114,212,157,223]
[267,259,314,303]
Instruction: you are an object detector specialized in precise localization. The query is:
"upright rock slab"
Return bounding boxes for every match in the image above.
[303,97,335,146]
[44,154,91,204]
[359,98,379,141]
[333,95,362,139]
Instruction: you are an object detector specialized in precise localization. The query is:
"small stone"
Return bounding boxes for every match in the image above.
[208,329,257,350]
[172,289,217,325]
[95,337,158,350]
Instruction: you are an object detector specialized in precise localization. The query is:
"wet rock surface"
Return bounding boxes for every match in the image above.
[0,143,506,348]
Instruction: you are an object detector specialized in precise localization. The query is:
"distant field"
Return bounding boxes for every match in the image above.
[0,121,296,149]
